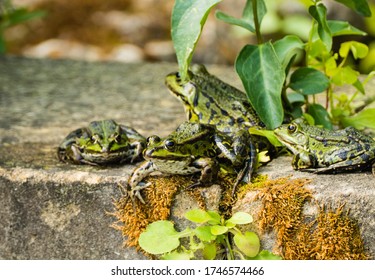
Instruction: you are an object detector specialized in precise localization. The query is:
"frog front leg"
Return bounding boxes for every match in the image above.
[126,141,146,163]
[292,151,317,170]
[127,160,157,203]
[214,131,256,186]
[189,157,219,188]
[213,131,249,167]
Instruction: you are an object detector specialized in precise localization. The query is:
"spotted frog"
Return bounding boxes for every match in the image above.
[58,119,146,165]
[274,118,375,173]
[165,64,272,186]
[127,121,250,203]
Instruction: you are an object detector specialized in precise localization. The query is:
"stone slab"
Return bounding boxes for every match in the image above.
[0,56,374,259]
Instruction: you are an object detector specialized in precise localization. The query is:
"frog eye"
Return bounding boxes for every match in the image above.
[176,72,181,79]
[164,139,175,151]
[287,124,297,133]
[147,135,160,145]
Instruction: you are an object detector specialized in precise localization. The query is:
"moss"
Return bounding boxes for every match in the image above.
[111,175,193,248]
[253,176,369,260]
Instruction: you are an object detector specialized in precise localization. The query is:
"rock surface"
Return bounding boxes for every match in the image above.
[0,56,374,259]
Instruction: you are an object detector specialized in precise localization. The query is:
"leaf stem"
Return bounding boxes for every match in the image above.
[252,0,263,44]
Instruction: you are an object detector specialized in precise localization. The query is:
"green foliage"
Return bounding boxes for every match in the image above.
[171,0,374,132]
[0,0,45,53]
[171,0,221,81]
[139,209,281,260]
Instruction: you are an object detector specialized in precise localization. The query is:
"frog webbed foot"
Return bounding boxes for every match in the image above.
[128,182,151,204]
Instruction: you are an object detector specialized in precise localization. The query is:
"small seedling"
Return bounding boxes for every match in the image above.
[138,208,281,260]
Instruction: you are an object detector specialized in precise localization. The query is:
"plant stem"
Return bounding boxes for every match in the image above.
[252,0,263,44]
[223,235,235,260]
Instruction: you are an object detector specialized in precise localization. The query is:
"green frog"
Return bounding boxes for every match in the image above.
[165,64,271,187]
[127,121,250,203]
[58,119,146,165]
[165,64,265,133]
[274,118,375,173]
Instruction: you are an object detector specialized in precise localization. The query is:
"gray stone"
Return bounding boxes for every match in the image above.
[0,56,374,259]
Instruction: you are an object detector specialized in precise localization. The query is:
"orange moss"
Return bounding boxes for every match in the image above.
[111,176,192,248]
[253,176,368,260]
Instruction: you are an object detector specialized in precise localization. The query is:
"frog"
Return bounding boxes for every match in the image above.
[57,119,146,165]
[274,118,375,173]
[165,64,272,187]
[127,121,251,203]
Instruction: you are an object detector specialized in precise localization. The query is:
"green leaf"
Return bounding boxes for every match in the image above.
[233,232,260,257]
[2,8,45,28]
[236,42,285,129]
[334,0,372,17]
[215,0,267,33]
[248,250,282,260]
[339,41,369,59]
[195,226,216,242]
[327,20,367,36]
[309,4,332,50]
[162,250,194,260]
[273,35,304,70]
[331,66,359,86]
[307,104,333,129]
[226,212,253,225]
[203,243,217,260]
[289,67,330,95]
[206,210,221,225]
[341,108,375,130]
[171,0,222,81]
[210,225,228,235]
[248,128,283,147]
[353,79,365,94]
[138,221,181,254]
[185,209,212,223]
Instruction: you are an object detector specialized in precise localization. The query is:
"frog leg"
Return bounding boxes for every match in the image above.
[313,156,374,174]
[213,131,249,167]
[292,151,317,170]
[232,140,257,196]
[188,157,219,188]
[128,141,146,163]
[127,160,156,204]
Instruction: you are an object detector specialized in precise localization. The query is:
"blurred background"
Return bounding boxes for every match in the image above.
[1,0,375,73]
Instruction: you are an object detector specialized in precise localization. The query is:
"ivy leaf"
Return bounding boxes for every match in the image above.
[339,41,369,59]
[248,128,283,147]
[171,0,222,81]
[334,0,371,17]
[307,104,333,130]
[138,221,181,254]
[273,35,305,70]
[215,0,267,33]
[236,42,285,129]
[289,67,330,95]
[309,4,332,50]
[341,108,375,131]
[233,232,260,257]
[327,20,367,36]
[331,66,359,86]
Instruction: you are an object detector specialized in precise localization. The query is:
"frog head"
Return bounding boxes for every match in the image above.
[274,118,309,155]
[79,120,130,154]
